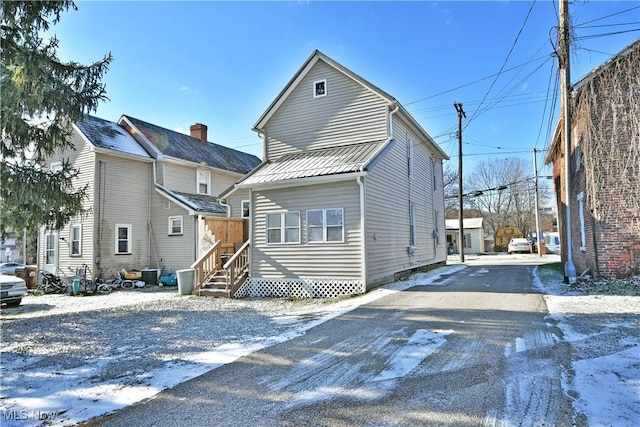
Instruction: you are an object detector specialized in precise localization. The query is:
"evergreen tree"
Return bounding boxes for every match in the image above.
[1,1,112,233]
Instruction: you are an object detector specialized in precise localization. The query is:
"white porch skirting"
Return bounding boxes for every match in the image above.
[234,278,364,299]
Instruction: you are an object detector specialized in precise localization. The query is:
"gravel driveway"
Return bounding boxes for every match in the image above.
[0,286,343,426]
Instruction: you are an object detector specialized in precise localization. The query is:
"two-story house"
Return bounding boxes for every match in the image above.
[545,40,639,278]
[221,50,449,298]
[38,115,260,281]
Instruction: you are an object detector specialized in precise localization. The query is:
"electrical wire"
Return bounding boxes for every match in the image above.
[467,0,538,126]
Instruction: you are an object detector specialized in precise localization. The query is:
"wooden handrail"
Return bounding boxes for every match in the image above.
[191,239,222,291]
[223,241,250,297]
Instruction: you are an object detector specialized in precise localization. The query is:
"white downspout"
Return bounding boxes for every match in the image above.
[357,177,366,293]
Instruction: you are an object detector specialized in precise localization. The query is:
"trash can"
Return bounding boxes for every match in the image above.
[24,266,38,289]
[176,269,196,295]
[141,269,159,286]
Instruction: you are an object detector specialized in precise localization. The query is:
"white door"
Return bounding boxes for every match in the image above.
[44,232,58,274]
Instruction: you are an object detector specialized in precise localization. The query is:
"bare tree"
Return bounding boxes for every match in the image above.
[465,157,531,237]
[443,165,458,218]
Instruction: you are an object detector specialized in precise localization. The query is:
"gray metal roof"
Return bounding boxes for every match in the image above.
[239,140,388,186]
[75,115,150,158]
[123,116,261,175]
[156,187,228,215]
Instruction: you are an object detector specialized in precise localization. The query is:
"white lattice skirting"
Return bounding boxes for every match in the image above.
[234,278,364,299]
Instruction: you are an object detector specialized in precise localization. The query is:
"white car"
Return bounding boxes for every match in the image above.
[508,238,532,254]
[0,273,28,307]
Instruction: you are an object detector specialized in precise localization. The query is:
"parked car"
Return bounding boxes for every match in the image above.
[0,273,28,307]
[508,238,532,254]
[0,262,25,275]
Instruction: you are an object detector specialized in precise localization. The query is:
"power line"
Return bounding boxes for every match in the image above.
[574,5,640,27]
[467,0,538,126]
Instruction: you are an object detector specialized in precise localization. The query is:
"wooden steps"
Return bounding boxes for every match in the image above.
[198,270,232,298]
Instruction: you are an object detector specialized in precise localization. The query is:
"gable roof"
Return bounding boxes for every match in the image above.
[252,50,448,161]
[236,139,391,188]
[75,115,150,158]
[253,50,395,132]
[446,218,484,230]
[121,115,261,175]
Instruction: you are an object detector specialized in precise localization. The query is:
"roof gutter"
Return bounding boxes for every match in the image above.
[236,171,367,191]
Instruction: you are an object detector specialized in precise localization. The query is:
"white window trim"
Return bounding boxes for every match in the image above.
[197,169,210,195]
[313,79,327,98]
[266,211,300,245]
[307,208,344,243]
[45,232,57,267]
[168,216,183,236]
[115,224,132,255]
[241,200,250,219]
[70,224,82,256]
[577,192,586,251]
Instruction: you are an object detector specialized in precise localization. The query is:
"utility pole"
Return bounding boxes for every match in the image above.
[533,149,542,256]
[454,102,466,262]
[559,0,577,282]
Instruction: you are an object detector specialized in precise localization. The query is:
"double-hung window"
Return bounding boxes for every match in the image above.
[168,216,183,235]
[115,224,132,254]
[241,200,250,219]
[70,224,82,256]
[307,209,344,243]
[197,170,210,195]
[267,212,300,244]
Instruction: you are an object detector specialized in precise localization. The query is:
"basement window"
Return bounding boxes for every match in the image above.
[313,79,327,98]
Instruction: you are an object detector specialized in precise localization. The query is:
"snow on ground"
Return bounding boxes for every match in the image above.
[1,255,639,426]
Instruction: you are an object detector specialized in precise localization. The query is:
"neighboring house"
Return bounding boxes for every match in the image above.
[445,218,485,255]
[1,231,20,263]
[39,115,260,280]
[223,50,449,298]
[545,40,639,278]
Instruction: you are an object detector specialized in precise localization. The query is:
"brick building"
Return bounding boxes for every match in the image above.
[545,40,639,278]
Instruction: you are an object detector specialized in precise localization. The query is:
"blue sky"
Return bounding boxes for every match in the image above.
[52,1,639,178]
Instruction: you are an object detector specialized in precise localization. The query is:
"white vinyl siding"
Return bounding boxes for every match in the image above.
[39,128,96,275]
[70,224,82,256]
[149,194,193,274]
[252,181,361,280]
[265,61,389,160]
[94,154,152,271]
[365,117,447,288]
[163,162,241,197]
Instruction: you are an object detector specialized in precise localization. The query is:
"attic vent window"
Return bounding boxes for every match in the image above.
[314,79,327,98]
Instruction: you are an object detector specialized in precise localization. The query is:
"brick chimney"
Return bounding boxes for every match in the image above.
[190,123,208,144]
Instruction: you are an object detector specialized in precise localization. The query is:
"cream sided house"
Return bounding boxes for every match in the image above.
[217,50,449,298]
[38,115,260,282]
[445,218,485,255]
